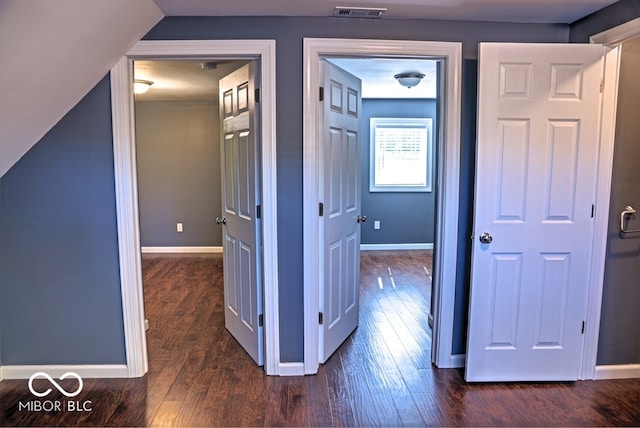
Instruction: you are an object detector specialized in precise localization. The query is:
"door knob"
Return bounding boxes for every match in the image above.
[357,215,367,223]
[479,232,493,244]
[216,217,226,225]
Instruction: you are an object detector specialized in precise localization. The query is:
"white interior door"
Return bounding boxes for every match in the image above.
[466,43,605,381]
[219,62,263,366]
[319,60,363,363]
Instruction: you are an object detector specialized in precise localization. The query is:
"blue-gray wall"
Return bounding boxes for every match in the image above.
[0,75,126,365]
[569,0,640,42]
[4,10,638,367]
[360,98,437,245]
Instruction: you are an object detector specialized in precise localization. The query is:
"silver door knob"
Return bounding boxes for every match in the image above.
[479,232,493,244]
[216,217,226,225]
[357,215,367,223]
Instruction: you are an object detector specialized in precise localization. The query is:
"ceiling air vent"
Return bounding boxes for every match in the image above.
[333,6,386,18]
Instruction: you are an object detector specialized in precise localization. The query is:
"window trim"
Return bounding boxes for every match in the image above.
[369,117,433,192]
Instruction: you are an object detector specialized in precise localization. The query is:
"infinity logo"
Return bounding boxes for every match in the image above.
[28,372,83,398]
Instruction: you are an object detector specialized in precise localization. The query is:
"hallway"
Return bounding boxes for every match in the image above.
[0,251,638,426]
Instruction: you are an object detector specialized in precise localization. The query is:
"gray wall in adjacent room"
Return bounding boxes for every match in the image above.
[596,36,640,365]
[135,100,222,247]
[0,75,126,365]
[360,98,437,246]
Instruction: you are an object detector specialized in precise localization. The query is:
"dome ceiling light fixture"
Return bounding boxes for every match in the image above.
[134,79,154,94]
[394,72,425,88]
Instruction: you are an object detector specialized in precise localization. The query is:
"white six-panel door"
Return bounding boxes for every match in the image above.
[219,62,264,366]
[466,43,605,381]
[319,60,363,363]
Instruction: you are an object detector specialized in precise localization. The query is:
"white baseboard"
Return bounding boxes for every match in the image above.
[594,364,640,380]
[360,243,434,251]
[449,353,466,368]
[278,362,305,376]
[1,364,129,380]
[141,246,223,254]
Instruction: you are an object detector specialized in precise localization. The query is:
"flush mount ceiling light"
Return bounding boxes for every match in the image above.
[134,79,153,94]
[394,72,425,88]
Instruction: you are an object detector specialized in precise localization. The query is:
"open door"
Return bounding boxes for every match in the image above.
[219,62,264,366]
[319,60,363,363]
[466,43,605,381]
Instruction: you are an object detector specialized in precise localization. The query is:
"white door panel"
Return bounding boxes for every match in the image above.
[320,60,362,363]
[219,62,263,366]
[467,43,604,381]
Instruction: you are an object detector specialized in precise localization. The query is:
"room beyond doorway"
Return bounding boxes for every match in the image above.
[302,38,462,374]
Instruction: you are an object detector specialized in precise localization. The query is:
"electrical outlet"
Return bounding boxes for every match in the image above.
[177,222,183,233]
[374,221,381,230]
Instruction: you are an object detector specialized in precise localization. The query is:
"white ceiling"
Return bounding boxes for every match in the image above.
[152,0,617,24]
[328,58,438,98]
[134,60,247,102]
[135,58,438,102]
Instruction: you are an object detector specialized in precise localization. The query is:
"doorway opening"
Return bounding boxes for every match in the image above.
[133,58,268,370]
[323,56,439,365]
[302,38,462,374]
[110,40,279,377]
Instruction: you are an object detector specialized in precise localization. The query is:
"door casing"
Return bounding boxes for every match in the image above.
[585,18,640,379]
[110,40,280,376]
[303,38,463,373]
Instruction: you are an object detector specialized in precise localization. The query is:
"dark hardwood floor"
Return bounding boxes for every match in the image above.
[1,250,639,427]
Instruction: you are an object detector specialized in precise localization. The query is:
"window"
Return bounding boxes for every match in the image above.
[370,117,433,192]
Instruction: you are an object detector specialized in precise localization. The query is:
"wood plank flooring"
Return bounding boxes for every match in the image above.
[1,250,639,427]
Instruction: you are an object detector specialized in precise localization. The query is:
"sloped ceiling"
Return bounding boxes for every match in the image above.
[0,0,163,178]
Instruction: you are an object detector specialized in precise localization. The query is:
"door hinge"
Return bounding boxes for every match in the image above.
[319,312,324,325]
[581,321,585,334]
[255,88,261,103]
[319,202,324,217]
[256,204,262,219]
[259,314,264,327]
[591,204,595,218]
[599,78,604,93]
[319,86,325,102]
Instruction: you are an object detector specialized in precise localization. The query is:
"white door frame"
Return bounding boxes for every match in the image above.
[582,18,640,380]
[302,38,463,373]
[110,40,280,376]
